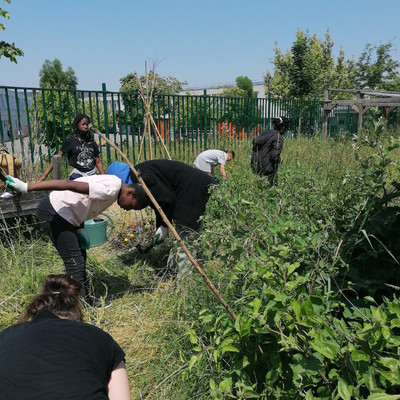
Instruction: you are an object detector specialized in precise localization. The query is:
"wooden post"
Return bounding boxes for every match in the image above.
[53,155,62,180]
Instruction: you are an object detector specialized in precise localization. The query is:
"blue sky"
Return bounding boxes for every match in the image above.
[0,0,398,92]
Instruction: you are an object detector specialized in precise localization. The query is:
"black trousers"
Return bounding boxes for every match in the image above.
[36,196,88,296]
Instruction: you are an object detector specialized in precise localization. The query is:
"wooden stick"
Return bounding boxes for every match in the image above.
[91,125,237,321]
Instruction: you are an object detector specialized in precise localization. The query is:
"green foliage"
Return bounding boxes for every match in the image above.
[355,42,400,91]
[0,0,23,63]
[220,76,256,98]
[186,129,400,398]
[266,30,400,99]
[39,59,78,89]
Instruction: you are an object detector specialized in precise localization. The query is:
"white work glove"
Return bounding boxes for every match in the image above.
[77,228,91,250]
[153,225,168,246]
[5,175,28,193]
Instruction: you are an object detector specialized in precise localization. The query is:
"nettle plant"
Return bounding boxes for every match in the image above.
[188,127,400,399]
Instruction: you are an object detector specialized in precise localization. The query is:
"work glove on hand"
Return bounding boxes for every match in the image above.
[152,225,168,246]
[214,175,221,184]
[77,228,91,250]
[5,176,28,193]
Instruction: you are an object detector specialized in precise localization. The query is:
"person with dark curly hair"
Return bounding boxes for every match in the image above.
[39,113,105,181]
[0,274,131,400]
[251,116,290,186]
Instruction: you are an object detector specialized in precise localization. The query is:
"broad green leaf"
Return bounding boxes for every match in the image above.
[287,261,300,277]
[221,345,240,355]
[388,303,400,317]
[189,355,198,371]
[219,377,232,393]
[366,393,400,400]
[390,318,400,328]
[242,389,260,398]
[302,297,315,318]
[305,389,315,400]
[310,339,338,360]
[378,357,400,370]
[291,299,302,321]
[351,350,371,362]
[338,379,351,400]
[382,326,391,340]
[371,306,387,324]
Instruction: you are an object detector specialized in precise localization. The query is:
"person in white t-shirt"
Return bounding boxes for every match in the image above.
[5,174,147,304]
[194,149,235,182]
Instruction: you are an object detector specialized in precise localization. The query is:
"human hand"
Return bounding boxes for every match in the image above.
[152,225,168,246]
[5,176,28,193]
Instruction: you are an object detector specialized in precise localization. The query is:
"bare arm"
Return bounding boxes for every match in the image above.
[27,179,89,194]
[219,164,227,180]
[108,361,131,400]
[39,150,64,181]
[95,157,105,174]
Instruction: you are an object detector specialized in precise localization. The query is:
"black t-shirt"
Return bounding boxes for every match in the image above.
[61,136,100,172]
[131,159,215,230]
[0,309,125,400]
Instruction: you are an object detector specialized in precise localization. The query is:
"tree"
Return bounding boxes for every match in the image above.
[355,41,400,91]
[220,76,256,98]
[119,70,187,131]
[265,29,338,99]
[39,59,78,89]
[120,70,186,96]
[0,0,23,63]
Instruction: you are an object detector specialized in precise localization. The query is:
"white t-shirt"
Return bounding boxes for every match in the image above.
[49,175,122,226]
[193,150,227,174]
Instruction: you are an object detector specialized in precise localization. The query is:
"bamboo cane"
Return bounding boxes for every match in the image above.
[91,125,237,321]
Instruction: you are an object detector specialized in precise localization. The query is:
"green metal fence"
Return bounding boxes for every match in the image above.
[1,84,398,176]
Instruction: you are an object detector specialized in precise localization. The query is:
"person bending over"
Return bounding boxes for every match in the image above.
[194,148,235,182]
[5,174,146,303]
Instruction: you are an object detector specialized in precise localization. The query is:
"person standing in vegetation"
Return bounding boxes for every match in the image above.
[4,174,148,304]
[194,149,235,182]
[0,274,131,400]
[39,113,105,181]
[251,116,290,186]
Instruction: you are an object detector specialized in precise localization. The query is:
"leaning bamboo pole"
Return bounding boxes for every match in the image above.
[90,124,237,321]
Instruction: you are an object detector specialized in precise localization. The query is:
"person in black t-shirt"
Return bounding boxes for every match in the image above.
[0,274,131,400]
[39,113,105,181]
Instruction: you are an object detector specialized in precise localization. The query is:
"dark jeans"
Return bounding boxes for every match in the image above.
[37,196,87,296]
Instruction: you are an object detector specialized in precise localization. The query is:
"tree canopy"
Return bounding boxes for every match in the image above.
[220,76,257,98]
[265,29,400,99]
[39,59,78,89]
[119,71,187,95]
[0,0,23,63]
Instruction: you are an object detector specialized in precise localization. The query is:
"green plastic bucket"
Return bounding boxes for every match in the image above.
[84,213,113,248]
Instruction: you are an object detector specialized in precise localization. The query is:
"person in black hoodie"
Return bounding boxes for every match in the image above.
[251,116,290,186]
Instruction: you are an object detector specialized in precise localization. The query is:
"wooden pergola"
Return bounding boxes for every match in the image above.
[323,88,400,139]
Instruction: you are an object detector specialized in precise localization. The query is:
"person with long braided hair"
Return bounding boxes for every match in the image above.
[39,113,105,181]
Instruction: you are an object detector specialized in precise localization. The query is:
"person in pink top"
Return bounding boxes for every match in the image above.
[5,174,147,305]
